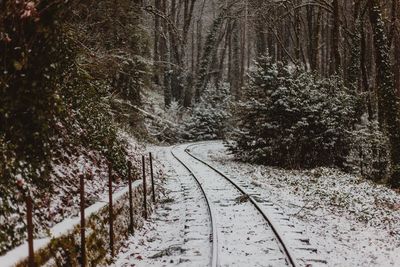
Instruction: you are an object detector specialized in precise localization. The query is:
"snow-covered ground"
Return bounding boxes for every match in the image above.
[190,141,400,267]
[110,141,399,267]
[112,144,320,266]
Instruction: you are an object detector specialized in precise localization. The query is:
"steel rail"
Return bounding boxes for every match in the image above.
[184,142,298,267]
[171,146,219,267]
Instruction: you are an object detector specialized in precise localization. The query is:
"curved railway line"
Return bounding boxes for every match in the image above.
[171,146,220,267]
[171,143,299,267]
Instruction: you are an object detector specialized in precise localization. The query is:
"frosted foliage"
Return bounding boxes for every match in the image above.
[345,115,390,180]
[146,84,231,143]
[228,56,362,169]
[145,101,188,143]
[183,83,231,141]
[164,101,185,124]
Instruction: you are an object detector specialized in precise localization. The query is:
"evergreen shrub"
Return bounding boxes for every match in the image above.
[228,56,363,169]
[183,83,231,141]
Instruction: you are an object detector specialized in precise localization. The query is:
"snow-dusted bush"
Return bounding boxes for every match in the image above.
[145,84,231,143]
[228,56,362,169]
[345,115,390,181]
[183,83,231,141]
[145,101,188,143]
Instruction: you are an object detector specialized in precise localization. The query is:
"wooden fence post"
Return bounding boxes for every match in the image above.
[149,152,156,203]
[142,156,147,220]
[79,174,86,267]
[26,194,35,267]
[108,163,114,257]
[127,161,134,234]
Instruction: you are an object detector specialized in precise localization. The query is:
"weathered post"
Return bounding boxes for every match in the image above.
[127,161,134,234]
[79,174,86,267]
[142,155,147,220]
[26,194,35,267]
[149,152,156,203]
[108,163,114,257]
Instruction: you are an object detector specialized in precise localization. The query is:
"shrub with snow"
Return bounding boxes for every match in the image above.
[345,115,390,181]
[228,56,362,169]
[145,83,231,143]
[145,101,188,143]
[183,83,231,141]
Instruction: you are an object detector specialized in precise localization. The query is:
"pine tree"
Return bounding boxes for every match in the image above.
[184,83,230,140]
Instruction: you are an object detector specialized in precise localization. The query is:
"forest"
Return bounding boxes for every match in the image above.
[147,0,400,187]
[0,0,400,265]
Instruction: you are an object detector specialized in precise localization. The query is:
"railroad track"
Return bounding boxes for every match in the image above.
[171,143,299,267]
[171,146,219,267]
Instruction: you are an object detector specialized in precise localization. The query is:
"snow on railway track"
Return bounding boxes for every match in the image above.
[113,143,325,266]
[185,141,327,267]
[172,143,302,266]
[171,145,219,267]
[112,148,212,267]
[185,141,327,266]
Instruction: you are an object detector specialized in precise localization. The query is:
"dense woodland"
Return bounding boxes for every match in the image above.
[0,0,400,257]
[147,0,400,187]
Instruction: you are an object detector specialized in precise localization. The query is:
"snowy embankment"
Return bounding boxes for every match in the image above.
[191,141,400,267]
[0,182,141,266]
[0,134,158,266]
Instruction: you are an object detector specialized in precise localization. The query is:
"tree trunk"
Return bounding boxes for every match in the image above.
[216,22,231,87]
[346,0,361,89]
[360,21,373,119]
[368,0,400,187]
[331,0,341,73]
[240,0,248,88]
[231,22,241,100]
[254,17,267,57]
[160,0,172,107]
[393,0,400,97]
[153,0,161,85]
[306,7,320,71]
